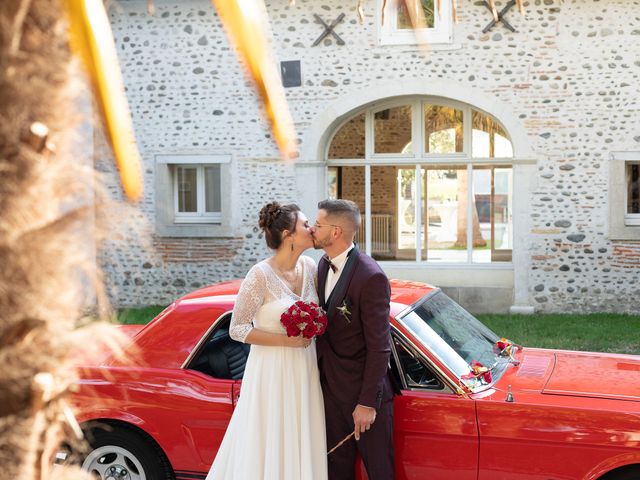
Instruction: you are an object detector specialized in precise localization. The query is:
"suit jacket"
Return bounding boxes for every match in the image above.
[316,246,393,410]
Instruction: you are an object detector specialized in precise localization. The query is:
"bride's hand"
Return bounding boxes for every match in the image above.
[285,336,312,348]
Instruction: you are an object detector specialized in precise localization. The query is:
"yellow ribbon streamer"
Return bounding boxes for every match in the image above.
[62,0,143,201]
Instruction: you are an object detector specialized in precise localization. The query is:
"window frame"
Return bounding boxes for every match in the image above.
[609,152,640,240]
[173,164,222,224]
[391,330,452,392]
[155,153,234,238]
[325,98,514,265]
[378,0,454,46]
[624,161,640,226]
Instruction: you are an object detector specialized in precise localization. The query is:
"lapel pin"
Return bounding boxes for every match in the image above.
[336,299,351,323]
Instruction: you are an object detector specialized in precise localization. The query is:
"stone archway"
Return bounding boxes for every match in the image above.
[299,79,538,313]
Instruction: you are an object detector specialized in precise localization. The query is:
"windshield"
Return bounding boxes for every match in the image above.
[398,290,506,391]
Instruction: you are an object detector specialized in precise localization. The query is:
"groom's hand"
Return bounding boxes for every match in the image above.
[352,404,376,440]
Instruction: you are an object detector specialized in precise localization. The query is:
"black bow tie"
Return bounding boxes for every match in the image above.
[322,256,338,273]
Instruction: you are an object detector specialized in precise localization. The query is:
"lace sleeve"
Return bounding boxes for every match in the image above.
[229,265,265,343]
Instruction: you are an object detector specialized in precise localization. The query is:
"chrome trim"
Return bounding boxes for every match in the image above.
[389,333,408,391]
[180,310,234,369]
[391,325,468,397]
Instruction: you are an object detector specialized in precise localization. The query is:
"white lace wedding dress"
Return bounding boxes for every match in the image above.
[206,255,328,480]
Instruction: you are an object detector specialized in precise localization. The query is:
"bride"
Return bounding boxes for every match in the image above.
[206,202,328,480]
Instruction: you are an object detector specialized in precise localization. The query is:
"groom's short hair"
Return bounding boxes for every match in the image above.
[317,199,360,233]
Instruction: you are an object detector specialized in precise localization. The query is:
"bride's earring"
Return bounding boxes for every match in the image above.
[290,240,294,252]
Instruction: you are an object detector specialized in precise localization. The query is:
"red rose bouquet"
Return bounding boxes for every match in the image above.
[280,300,328,339]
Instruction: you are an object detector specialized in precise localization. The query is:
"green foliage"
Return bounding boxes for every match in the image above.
[117,305,167,325]
[115,307,640,355]
[478,313,640,355]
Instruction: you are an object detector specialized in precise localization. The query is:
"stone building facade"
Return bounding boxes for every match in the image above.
[101,0,640,313]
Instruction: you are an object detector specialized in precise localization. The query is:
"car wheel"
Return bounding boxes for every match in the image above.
[82,425,172,480]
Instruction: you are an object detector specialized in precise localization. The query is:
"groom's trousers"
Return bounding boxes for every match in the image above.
[323,385,395,480]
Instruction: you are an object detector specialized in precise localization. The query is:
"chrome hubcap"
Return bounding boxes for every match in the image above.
[81,445,145,480]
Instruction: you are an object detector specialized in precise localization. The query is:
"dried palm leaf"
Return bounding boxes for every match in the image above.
[8,0,32,55]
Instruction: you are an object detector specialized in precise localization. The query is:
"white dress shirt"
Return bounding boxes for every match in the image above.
[324,244,355,300]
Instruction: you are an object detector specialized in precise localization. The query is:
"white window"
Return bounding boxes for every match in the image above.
[625,162,640,226]
[326,98,514,265]
[379,0,453,45]
[608,152,640,240]
[174,164,221,223]
[155,154,233,237]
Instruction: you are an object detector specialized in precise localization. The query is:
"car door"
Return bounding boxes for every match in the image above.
[475,392,636,480]
[169,314,248,474]
[391,334,479,480]
[169,369,236,472]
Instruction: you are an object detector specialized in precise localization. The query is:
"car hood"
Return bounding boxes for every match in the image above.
[542,351,640,402]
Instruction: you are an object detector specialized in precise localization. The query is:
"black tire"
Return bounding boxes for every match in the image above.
[82,423,173,480]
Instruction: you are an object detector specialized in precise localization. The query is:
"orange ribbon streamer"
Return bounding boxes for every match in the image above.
[210,0,297,160]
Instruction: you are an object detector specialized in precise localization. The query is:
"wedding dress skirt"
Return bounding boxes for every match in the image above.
[206,297,328,480]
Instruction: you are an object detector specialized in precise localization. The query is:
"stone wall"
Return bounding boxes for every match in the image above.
[101,0,640,312]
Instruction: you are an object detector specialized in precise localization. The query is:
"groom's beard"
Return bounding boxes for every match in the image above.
[312,236,332,250]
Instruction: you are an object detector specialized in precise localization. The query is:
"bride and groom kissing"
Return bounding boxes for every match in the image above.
[206,199,396,480]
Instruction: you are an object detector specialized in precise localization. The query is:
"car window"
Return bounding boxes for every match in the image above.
[390,334,450,392]
[186,314,250,380]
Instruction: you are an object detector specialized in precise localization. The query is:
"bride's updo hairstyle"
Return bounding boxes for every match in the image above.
[258,201,301,249]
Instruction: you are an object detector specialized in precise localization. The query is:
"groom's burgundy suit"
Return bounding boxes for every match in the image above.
[317,246,395,480]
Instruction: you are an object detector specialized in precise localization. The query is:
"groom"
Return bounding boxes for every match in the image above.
[312,199,395,480]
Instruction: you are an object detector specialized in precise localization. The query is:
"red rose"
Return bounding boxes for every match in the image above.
[286,324,300,337]
[302,324,315,339]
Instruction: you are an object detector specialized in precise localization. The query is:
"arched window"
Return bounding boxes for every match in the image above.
[326,98,513,264]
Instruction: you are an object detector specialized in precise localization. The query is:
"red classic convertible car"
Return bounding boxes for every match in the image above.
[70,279,640,480]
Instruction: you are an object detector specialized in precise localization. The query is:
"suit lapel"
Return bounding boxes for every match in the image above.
[326,246,360,321]
[318,254,329,309]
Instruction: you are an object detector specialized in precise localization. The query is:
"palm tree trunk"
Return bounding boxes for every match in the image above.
[0,1,100,478]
